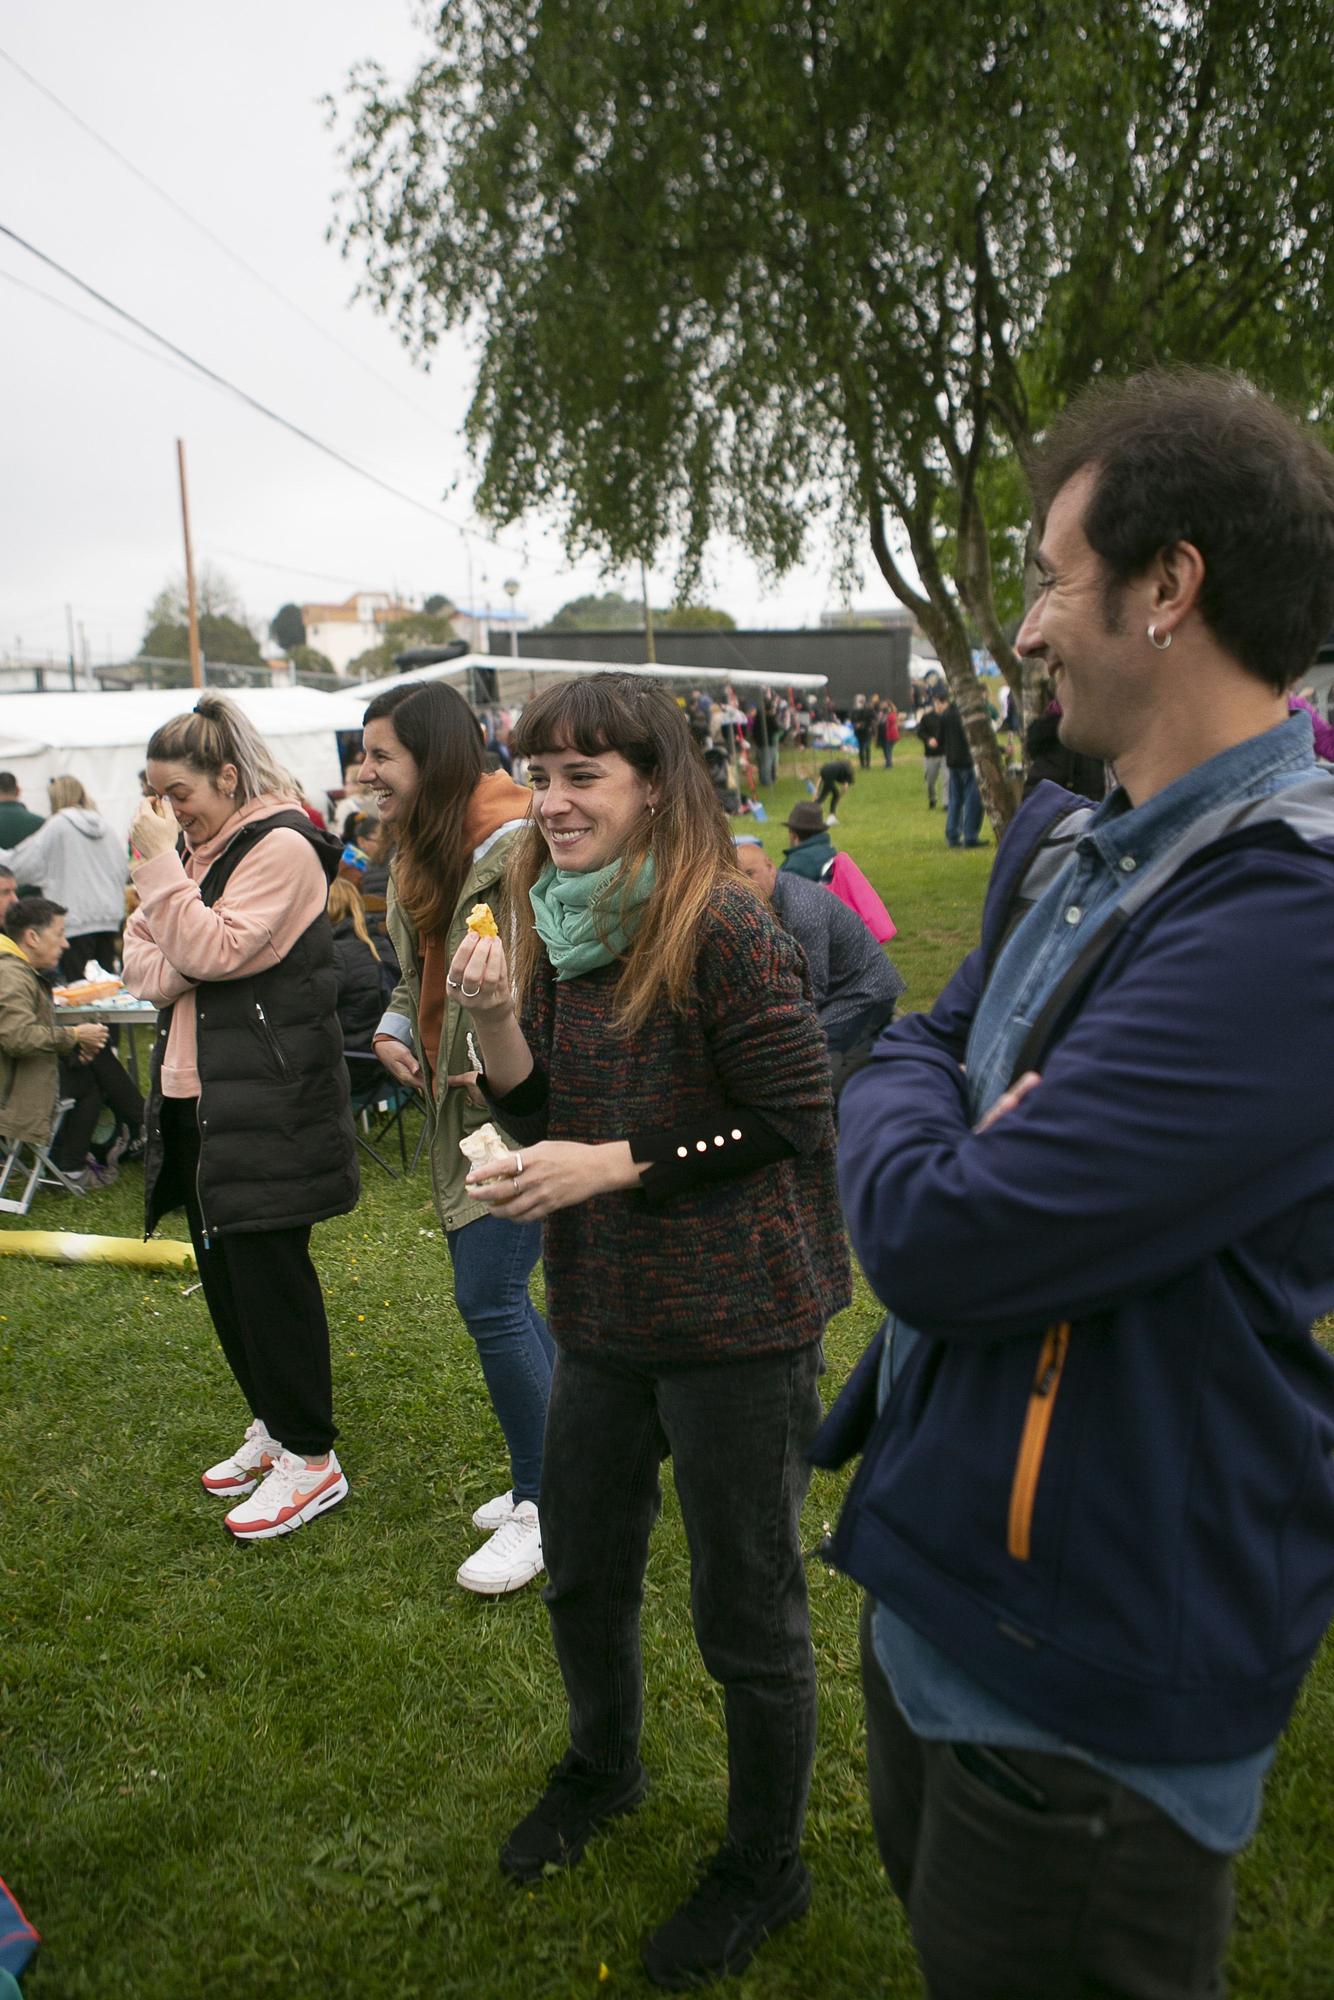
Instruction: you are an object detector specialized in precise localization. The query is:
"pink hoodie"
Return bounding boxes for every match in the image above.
[122,796,328,1098]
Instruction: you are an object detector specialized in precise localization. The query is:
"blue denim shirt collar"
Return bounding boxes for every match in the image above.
[1080,712,1312,876]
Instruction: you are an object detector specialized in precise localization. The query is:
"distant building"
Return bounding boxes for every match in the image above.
[452,606,530,654]
[300,593,419,674]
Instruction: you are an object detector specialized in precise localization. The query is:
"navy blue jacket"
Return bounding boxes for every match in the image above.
[814,781,1334,1762]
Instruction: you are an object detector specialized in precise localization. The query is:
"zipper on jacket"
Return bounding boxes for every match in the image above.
[1006,1321,1070,1561]
[255,999,290,1075]
[194,1097,211,1251]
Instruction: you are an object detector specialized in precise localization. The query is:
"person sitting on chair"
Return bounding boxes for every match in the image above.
[0,897,109,1190]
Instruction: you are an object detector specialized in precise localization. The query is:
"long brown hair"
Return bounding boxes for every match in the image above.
[509,674,748,1033]
[362,682,483,940]
[327,876,380,960]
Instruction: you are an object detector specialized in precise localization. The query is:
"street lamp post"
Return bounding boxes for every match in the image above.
[502,578,520,659]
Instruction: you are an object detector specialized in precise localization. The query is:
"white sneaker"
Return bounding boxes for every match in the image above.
[201,1417,282,1497]
[826,814,839,825]
[224,1449,348,1540]
[472,1488,517,1532]
[456,1501,544,1595]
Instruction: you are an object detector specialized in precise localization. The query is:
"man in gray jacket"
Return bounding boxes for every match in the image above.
[735,837,904,1097]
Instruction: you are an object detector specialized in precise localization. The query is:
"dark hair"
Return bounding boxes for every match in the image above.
[4,895,66,941]
[0,772,18,795]
[509,674,746,1031]
[362,681,485,939]
[1031,368,1334,693]
[0,862,14,879]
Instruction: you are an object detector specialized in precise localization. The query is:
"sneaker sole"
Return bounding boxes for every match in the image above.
[500,1768,649,1884]
[456,1555,545,1597]
[202,1474,258,1497]
[225,1473,349,1540]
[642,1862,813,1990]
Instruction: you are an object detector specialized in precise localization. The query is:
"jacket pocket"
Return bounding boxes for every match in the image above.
[1007,1322,1070,1561]
[253,999,291,1079]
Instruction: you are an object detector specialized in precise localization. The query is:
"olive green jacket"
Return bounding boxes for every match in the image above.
[0,936,78,1147]
[380,823,527,1233]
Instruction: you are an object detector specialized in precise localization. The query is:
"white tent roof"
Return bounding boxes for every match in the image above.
[0,686,366,841]
[351,651,829,699]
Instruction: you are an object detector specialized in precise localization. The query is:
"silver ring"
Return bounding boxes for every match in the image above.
[460,983,483,998]
[446,976,461,989]
[513,1151,524,1176]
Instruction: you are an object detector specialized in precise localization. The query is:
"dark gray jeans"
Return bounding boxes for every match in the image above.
[859,1599,1235,1999]
[540,1342,824,1860]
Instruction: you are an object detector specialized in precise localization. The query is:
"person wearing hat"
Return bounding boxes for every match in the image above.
[781,800,837,881]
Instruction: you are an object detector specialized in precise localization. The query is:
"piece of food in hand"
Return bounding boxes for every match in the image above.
[459,1121,513,1170]
[465,901,499,939]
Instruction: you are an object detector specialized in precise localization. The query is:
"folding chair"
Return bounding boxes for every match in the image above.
[0,1097,87,1215]
[344,1053,426,1180]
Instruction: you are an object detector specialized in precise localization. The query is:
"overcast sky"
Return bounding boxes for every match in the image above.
[0,2,896,666]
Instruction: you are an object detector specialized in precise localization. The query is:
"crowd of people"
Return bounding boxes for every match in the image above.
[4,364,1334,1995]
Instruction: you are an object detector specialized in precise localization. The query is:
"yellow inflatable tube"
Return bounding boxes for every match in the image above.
[0,1231,195,1269]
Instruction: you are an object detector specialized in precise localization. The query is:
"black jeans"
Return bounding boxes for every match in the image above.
[541,1342,824,1860]
[859,1600,1235,1999]
[53,1046,145,1168]
[161,1098,336,1456]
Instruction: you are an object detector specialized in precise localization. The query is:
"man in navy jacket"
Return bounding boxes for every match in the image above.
[817,367,1334,1998]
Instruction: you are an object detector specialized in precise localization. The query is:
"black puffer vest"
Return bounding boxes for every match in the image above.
[143,810,359,1241]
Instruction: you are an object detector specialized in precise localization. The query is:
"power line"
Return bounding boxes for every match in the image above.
[0,264,205,389]
[0,218,552,567]
[0,40,461,443]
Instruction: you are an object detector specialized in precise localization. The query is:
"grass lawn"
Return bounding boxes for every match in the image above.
[3,740,1331,1997]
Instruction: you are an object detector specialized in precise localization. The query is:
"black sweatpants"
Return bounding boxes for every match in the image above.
[54,1046,145,1169]
[160,1098,336,1456]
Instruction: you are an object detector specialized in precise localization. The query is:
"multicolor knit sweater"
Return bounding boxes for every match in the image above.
[494,880,851,1363]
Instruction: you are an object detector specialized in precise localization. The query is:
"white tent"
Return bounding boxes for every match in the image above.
[0,686,367,842]
[351,651,829,702]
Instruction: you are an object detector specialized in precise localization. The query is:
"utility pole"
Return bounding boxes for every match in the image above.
[177,438,203,689]
[65,603,76,689]
[640,559,656,664]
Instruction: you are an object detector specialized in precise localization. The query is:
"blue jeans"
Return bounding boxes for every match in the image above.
[946,766,983,846]
[446,1211,552,1504]
[541,1341,824,1858]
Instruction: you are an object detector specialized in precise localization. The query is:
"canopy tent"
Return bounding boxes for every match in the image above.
[350,651,829,703]
[0,686,366,842]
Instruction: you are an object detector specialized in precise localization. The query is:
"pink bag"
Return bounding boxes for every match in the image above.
[826,850,897,942]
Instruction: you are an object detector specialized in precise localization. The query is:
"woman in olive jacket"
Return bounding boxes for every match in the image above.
[362,681,551,1598]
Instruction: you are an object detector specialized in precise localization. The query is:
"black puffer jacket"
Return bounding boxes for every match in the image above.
[143,812,358,1241]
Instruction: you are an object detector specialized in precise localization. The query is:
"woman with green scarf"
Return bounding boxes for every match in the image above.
[451,674,850,1992]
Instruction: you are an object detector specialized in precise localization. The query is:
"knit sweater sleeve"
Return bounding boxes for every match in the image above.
[628,885,834,1202]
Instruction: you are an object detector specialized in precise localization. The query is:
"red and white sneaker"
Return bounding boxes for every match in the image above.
[201,1418,281,1497]
[224,1449,348,1540]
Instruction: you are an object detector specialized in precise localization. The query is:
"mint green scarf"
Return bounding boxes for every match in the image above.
[529,855,656,979]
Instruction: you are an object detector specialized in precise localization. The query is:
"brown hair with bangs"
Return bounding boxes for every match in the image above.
[509,674,749,1033]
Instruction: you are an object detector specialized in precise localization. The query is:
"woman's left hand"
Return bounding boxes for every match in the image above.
[466,1139,639,1220]
[129,797,176,863]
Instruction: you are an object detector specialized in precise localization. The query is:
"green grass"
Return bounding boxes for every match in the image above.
[2,743,1331,1997]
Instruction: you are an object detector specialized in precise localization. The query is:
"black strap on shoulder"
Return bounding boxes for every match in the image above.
[197,810,319,909]
[983,796,1092,983]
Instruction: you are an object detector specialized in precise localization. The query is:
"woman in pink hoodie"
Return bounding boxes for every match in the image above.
[122,695,358,1541]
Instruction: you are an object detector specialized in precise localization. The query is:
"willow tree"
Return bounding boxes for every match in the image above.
[331,0,1332,829]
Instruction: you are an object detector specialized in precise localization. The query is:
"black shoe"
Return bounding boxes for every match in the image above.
[500,1752,648,1883]
[642,1847,812,1990]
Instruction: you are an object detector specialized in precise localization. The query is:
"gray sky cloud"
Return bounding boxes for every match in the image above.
[1,2,885,667]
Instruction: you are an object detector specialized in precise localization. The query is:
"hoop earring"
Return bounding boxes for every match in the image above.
[1147,623,1172,651]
